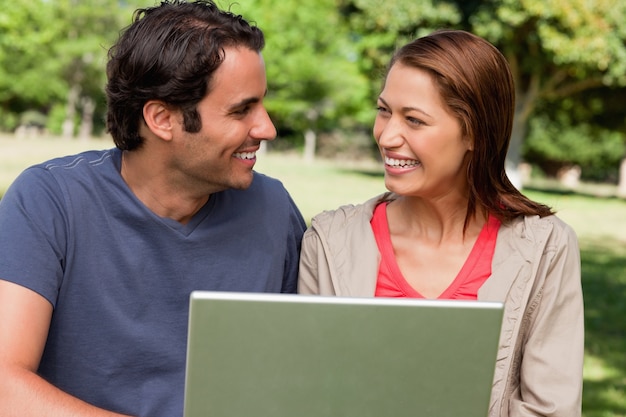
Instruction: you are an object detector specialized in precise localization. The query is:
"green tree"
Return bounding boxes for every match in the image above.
[470,0,626,186]
[524,85,626,182]
[0,1,139,136]
[339,0,462,104]
[0,1,65,130]
[48,0,137,138]
[234,0,371,160]
[524,113,625,181]
[335,0,626,187]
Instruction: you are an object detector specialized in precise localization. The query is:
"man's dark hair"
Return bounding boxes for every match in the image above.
[105,0,265,150]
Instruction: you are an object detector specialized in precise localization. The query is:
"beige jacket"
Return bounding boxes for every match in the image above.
[298,195,584,417]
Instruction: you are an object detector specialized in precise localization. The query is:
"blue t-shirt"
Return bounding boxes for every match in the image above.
[0,148,306,417]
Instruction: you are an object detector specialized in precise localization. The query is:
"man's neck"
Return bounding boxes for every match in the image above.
[120,150,209,224]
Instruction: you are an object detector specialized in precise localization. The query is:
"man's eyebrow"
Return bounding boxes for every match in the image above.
[227,89,268,111]
[227,97,259,111]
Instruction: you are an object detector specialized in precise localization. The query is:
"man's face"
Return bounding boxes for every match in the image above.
[170,47,276,195]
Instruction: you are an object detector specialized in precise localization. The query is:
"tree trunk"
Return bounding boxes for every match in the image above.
[78,97,95,141]
[508,68,540,189]
[507,111,527,189]
[62,84,81,139]
[617,157,626,198]
[303,128,316,163]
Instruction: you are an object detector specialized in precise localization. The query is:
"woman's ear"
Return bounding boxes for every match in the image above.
[142,100,175,141]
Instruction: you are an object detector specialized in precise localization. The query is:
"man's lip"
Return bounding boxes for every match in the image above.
[233,151,257,160]
[234,146,260,155]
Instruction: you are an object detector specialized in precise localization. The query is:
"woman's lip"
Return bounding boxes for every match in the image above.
[384,163,419,175]
[384,154,420,166]
[383,150,417,160]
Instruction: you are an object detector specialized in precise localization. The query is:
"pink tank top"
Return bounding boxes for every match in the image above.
[371,202,500,300]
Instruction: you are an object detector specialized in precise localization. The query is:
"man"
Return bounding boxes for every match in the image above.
[0,1,306,416]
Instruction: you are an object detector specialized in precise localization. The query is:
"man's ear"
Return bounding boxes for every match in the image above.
[142,100,176,141]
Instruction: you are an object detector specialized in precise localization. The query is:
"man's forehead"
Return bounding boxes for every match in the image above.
[204,47,267,107]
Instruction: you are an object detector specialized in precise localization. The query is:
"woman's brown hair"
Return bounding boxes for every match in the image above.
[387,30,553,225]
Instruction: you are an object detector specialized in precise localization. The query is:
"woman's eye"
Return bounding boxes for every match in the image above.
[407,117,423,125]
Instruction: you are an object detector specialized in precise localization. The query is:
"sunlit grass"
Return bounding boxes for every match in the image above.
[0,134,111,193]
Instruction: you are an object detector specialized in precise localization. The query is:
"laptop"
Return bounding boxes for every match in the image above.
[183,291,503,417]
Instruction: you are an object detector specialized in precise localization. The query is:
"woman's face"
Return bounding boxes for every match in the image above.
[373,63,473,200]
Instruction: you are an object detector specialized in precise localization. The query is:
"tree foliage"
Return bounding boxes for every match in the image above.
[0,1,65,118]
[337,0,626,182]
[470,0,626,173]
[0,0,139,133]
[233,0,371,149]
[338,0,462,100]
[0,0,625,183]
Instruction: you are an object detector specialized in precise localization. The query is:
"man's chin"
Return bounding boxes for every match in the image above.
[230,173,255,191]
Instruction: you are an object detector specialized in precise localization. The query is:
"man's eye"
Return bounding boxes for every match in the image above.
[233,106,251,116]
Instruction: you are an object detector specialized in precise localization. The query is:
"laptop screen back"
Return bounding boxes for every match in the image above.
[184,291,503,417]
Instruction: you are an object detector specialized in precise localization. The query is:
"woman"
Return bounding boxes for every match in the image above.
[298,30,583,416]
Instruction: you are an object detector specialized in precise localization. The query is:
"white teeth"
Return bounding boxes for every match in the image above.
[233,152,256,160]
[385,156,419,168]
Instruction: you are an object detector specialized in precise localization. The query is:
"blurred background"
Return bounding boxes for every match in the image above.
[1,1,625,416]
[1,0,626,193]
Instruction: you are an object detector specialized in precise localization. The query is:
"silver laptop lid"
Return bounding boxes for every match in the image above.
[184,291,503,417]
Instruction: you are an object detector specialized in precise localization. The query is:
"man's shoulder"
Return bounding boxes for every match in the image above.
[35,148,118,172]
[218,172,294,211]
[13,149,119,186]
[3,148,120,206]
[251,171,284,187]
[246,171,292,198]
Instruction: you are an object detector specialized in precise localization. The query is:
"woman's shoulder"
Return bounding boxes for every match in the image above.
[302,194,385,264]
[502,213,578,245]
[309,193,388,232]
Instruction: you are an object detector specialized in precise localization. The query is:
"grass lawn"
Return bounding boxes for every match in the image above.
[2,135,625,416]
